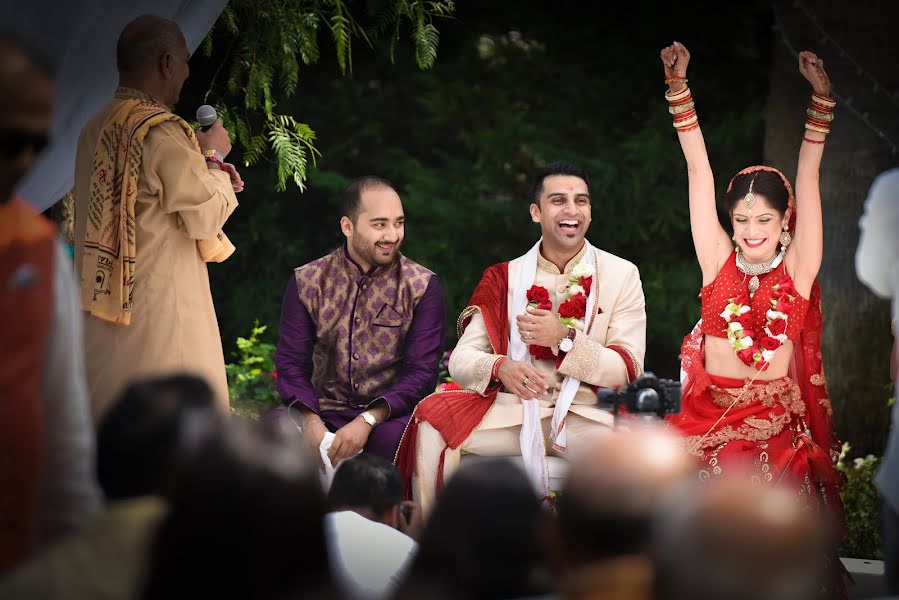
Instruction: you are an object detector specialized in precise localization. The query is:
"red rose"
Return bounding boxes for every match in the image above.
[775,296,793,314]
[578,276,593,296]
[776,277,798,298]
[538,301,553,311]
[737,347,758,366]
[570,292,588,314]
[527,285,550,306]
[758,335,780,351]
[559,293,588,319]
[558,300,580,319]
[738,312,754,330]
[530,345,555,361]
[741,329,756,341]
[757,360,770,371]
[733,292,751,307]
[768,318,787,337]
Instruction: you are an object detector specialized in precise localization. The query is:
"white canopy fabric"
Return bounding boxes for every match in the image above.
[5,0,229,211]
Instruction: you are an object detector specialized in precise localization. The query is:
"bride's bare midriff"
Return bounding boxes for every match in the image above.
[703,335,794,381]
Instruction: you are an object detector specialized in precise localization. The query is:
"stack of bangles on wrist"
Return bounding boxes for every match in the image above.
[803,91,835,144]
[491,356,507,381]
[665,81,698,133]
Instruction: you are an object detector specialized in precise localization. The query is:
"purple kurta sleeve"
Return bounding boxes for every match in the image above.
[274,275,320,413]
[375,275,446,416]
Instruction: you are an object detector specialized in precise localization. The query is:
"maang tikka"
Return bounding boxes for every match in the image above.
[743,176,757,210]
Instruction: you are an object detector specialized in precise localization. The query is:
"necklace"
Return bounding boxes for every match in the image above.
[735,248,784,295]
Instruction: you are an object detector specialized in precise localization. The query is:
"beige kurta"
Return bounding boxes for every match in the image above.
[415,245,646,508]
[73,91,237,423]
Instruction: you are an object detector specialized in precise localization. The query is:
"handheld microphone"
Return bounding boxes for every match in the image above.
[196,105,217,132]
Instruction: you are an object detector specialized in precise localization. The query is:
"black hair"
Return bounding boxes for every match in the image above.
[96,374,216,500]
[531,160,592,204]
[725,170,790,215]
[556,485,653,561]
[327,453,403,515]
[141,423,332,599]
[399,458,552,600]
[340,175,395,223]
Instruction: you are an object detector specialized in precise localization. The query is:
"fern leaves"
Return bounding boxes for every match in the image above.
[198,0,454,191]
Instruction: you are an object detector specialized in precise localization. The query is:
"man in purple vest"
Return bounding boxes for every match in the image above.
[275,176,445,463]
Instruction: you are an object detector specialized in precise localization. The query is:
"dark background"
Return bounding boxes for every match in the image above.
[179,0,899,456]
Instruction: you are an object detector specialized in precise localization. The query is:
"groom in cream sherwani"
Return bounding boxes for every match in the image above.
[395,161,646,510]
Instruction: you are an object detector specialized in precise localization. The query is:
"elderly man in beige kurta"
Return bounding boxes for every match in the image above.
[400,163,646,511]
[74,89,237,422]
[73,17,239,422]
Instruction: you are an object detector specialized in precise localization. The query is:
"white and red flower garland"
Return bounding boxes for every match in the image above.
[524,262,593,361]
[720,275,798,371]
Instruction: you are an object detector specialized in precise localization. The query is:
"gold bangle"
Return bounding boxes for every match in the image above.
[806,108,834,122]
[669,101,696,115]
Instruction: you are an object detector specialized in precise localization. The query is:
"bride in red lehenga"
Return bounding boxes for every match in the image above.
[659,42,846,593]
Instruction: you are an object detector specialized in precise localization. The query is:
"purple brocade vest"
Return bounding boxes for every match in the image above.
[294,248,434,410]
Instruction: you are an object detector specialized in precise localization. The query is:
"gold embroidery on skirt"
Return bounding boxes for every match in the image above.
[684,379,805,457]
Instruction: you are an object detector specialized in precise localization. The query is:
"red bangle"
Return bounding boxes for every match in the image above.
[491,356,507,380]
[204,150,225,169]
[802,136,825,144]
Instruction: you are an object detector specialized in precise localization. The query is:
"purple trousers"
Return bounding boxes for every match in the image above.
[264,406,410,462]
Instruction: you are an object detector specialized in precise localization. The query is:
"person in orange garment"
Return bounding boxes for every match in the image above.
[0,33,100,574]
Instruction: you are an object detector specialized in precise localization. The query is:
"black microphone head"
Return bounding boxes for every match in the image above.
[196,104,217,127]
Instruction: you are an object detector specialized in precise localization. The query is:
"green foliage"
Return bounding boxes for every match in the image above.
[196,0,454,191]
[837,443,883,559]
[225,321,280,420]
[196,2,776,379]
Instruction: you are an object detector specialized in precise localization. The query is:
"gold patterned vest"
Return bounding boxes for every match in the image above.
[294,247,434,410]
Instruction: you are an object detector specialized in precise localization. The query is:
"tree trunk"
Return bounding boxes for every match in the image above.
[764,1,899,456]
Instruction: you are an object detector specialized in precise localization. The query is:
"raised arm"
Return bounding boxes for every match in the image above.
[661,42,731,285]
[788,51,833,296]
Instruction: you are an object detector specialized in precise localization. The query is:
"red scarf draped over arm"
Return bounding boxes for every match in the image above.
[395,262,509,495]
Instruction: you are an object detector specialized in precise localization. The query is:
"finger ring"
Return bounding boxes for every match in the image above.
[523,378,529,385]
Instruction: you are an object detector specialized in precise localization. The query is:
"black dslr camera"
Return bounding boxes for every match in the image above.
[597,372,681,420]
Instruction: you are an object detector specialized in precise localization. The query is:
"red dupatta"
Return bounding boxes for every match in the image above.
[395,262,510,497]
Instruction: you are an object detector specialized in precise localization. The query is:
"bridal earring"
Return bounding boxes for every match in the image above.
[780,221,792,249]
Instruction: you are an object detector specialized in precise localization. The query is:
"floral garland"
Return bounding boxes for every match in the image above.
[720,275,798,370]
[524,262,593,361]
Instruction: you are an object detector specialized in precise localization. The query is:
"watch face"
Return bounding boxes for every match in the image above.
[560,337,574,353]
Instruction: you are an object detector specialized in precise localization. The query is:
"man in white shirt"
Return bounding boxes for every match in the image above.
[325,454,421,600]
[855,167,899,594]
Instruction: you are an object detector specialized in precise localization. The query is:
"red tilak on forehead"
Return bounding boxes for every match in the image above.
[566,185,574,191]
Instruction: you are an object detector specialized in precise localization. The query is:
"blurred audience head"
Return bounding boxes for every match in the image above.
[328,453,403,527]
[653,479,827,600]
[96,373,220,501]
[141,421,332,600]
[556,423,692,565]
[0,32,53,203]
[400,457,552,600]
